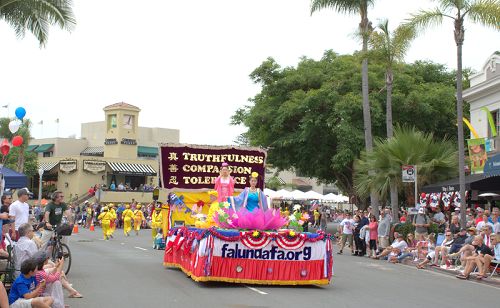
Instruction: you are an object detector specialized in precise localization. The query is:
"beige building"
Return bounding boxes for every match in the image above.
[29,102,179,203]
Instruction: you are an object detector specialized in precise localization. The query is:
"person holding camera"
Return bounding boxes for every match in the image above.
[41,191,72,249]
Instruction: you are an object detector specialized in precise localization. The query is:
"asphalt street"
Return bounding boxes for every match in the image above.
[63,227,499,308]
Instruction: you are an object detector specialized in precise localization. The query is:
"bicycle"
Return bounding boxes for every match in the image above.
[46,224,72,275]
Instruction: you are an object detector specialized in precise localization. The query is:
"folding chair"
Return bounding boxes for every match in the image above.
[490,259,500,278]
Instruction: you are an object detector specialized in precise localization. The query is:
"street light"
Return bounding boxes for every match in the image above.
[38,167,44,205]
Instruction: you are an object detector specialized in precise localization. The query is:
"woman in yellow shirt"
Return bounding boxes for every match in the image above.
[133,204,145,236]
[97,207,112,240]
[151,206,163,241]
[122,204,134,236]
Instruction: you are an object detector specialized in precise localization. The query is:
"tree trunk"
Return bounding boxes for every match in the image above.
[386,68,398,219]
[17,149,25,173]
[386,68,394,138]
[455,20,466,228]
[360,17,378,218]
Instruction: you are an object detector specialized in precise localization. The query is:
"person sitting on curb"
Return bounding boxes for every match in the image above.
[8,258,54,308]
[416,234,436,269]
[373,233,407,260]
[456,235,493,279]
[474,233,500,279]
[432,231,455,266]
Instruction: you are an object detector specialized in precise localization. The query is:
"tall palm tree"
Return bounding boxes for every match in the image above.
[354,127,458,205]
[0,0,76,46]
[407,0,500,227]
[311,0,380,215]
[369,20,416,220]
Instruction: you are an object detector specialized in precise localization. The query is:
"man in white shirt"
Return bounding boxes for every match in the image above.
[8,188,32,240]
[337,212,354,255]
[374,233,407,259]
[13,223,38,277]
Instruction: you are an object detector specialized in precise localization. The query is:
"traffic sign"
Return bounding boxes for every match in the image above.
[402,165,416,182]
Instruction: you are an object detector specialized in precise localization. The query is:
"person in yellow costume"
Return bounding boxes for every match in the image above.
[195,191,221,228]
[108,203,117,238]
[151,205,163,241]
[97,206,112,240]
[122,204,134,236]
[134,204,145,235]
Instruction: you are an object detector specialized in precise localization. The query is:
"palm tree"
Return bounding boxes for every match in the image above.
[354,127,458,207]
[310,0,380,215]
[369,20,416,220]
[0,0,76,46]
[407,0,500,227]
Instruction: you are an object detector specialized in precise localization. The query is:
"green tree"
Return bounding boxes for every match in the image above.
[407,0,500,227]
[369,20,416,219]
[0,0,76,46]
[233,52,459,205]
[354,127,458,208]
[0,118,36,174]
[310,0,380,214]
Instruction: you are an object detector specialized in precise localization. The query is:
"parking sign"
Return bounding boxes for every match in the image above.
[402,165,416,182]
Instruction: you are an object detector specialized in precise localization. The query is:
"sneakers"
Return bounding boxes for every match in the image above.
[337,250,343,255]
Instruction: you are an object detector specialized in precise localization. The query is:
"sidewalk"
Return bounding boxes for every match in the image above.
[399,258,500,287]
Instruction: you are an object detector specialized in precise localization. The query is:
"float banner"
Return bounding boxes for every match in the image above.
[467,138,487,173]
[160,144,266,190]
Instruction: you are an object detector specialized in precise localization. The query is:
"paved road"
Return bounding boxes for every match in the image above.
[63,227,498,308]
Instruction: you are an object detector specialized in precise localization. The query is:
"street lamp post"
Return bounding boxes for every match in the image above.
[38,168,44,205]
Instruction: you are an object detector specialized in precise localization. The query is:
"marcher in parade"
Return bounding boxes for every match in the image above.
[122,204,134,236]
[134,204,145,236]
[230,172,268,212]
[97,206,112,240]
[151,204,163,241]
[214,162,235,203]
[108,203,117,238]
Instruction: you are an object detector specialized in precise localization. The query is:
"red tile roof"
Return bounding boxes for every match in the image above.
[103,102,141,111]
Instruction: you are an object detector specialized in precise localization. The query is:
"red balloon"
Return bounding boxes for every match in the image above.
[12,136,23,147]
[0,139,10,156]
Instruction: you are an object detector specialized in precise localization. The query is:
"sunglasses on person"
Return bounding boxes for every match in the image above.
[446,233,452,237]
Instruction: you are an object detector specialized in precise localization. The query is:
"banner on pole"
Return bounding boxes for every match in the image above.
[402,165,416,182]
[467,138,487,173]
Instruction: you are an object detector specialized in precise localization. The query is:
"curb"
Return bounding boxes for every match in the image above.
[400,259,500,287]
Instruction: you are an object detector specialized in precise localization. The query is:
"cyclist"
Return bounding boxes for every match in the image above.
[41,191,72,249]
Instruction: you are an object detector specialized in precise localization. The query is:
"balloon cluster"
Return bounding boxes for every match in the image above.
[1,107,27,158]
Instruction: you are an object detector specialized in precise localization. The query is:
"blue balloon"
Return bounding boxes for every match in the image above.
[15,107,26,120]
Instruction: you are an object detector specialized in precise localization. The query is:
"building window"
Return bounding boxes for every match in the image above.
[108,114,117,131]
[43,151,53,157]
[123,114,135,130]
[488,110,500,138]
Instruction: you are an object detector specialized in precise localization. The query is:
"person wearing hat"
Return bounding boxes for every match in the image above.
[9,188,32,240]
[122,204,134,236]
[151,203,163,241]
[133,204,145,236]
[42,191,72,248]
[97,206,112,240]
[108,203,117,238]
[413,208,430,238]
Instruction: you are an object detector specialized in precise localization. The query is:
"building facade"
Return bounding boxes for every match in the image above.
[465,52,500,158]
[29,102,179,203]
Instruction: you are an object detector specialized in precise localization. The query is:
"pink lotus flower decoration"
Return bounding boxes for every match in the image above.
[215,208,288,230]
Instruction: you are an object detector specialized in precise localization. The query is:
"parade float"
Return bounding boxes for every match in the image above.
[160,144,333,285]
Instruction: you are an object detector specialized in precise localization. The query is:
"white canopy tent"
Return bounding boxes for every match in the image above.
[290,190,307,199]
[304,190,324,200]
[275,189,293,199]
[263,188,278,198]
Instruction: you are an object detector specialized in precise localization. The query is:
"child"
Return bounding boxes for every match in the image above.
[153,229,165,250]
[8,258,53,308]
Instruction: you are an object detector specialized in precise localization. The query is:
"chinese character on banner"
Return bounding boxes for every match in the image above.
[169,176,179,185]
[168,164,178,173]
[168,152,178,161]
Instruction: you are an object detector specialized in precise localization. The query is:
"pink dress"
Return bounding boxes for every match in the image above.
[214,176,235,202]
[369,222,378,240]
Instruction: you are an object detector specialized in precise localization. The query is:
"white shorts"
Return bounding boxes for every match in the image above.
[427,251,436,259]
[11,298,32,308]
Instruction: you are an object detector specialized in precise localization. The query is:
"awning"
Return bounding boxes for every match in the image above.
[34,144,54,153]
[421,174,490,193]
[484,153,500,177]
[38,161,59,172]
[80,146,104,156]
[107,162,157,176]
[137,146,158,157]
[26,145,38,152]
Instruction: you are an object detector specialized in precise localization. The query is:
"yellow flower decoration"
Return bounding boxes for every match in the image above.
[252,230,260,238]
[289,230,296,237]
[251,172,259,178]
[217,209,225,216]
